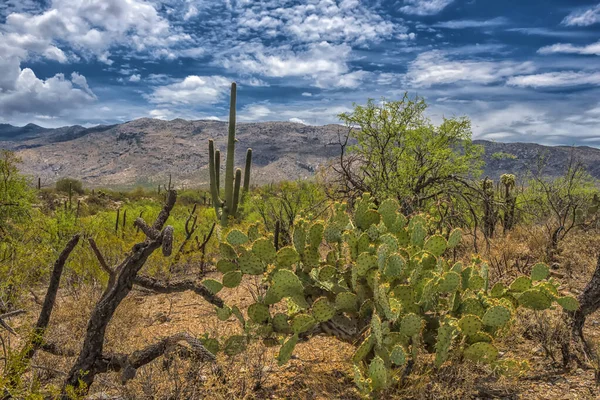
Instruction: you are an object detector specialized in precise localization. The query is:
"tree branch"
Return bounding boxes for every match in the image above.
[95,332,216,384]
[0,310,24,335]
[134,275,224,308]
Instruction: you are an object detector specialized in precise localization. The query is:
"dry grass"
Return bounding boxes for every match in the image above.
[4,229,600,399]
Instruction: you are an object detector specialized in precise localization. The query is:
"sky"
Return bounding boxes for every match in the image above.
[0,0,599,146]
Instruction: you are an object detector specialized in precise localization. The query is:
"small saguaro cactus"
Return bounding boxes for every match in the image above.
[481,177,497,239]
[501,174,516,233]
[208,82,253,226]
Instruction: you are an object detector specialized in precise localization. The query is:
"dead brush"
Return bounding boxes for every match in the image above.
[557,231,600,284]
[483,225,549,281]
[515,309,570,365]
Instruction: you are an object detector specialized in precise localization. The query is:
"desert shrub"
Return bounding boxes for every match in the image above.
[492,152,517,160]
[55,177,84,194]
[0,150,34,230]
[178,189,210,206]
[246,180,327,248]
[520,154,600,260]
[205,193,577,395]
[332,95,483,211]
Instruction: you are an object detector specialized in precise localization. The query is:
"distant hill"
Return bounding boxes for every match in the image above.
[0,119,598,189]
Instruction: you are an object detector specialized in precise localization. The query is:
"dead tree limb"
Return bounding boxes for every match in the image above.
[93,332,216,384]
[24,235,80,361]
[88,238,115,288]
[63,191,218,397]
[2,235,80,394]
[564,252,600,366]
[0,310,25,335]
[134,275,223,308]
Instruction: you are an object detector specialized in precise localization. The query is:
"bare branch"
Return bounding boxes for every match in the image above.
[95,332,216,384]
[134,275,224,308]
[88,238,116,289]
[40,342,76,357]
[134,218,160,240]
[0,309,25,335]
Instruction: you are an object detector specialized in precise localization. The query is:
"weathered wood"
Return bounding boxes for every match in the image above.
[64,191,177,393]
[134,275,223,308]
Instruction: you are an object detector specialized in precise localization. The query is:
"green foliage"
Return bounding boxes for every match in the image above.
[210,194,577,395]
[0,151,34,230]
[247,180,327,247]
[520,154,600,254]
[55,177,84,195]
[492,152,517,160]
[336,95,483,209]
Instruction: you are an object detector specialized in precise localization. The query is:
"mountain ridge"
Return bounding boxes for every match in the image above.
[0,119,598,189]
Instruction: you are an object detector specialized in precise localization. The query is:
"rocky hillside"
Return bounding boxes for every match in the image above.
[0,120,598,189]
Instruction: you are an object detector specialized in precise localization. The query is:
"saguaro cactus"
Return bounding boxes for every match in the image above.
[501,174,516,233]
[481,177,497,239]
[208,82,252,226]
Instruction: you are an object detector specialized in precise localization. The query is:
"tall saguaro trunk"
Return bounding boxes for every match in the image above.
[223,82,237,226]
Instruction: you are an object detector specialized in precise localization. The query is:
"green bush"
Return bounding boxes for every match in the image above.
[336,95,483,210]
[56,177,84,194]
[492,152,517,160]
[207,194,577,395]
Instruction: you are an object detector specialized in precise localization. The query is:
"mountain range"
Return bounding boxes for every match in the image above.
[0,120,598,189]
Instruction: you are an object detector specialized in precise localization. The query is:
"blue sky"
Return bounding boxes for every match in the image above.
[0,0,599,145]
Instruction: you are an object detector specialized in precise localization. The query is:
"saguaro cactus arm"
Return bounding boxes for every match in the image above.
[242,148,252,202]
[208,139,223,218]
[231,168,242,217]
[215,149,221,193]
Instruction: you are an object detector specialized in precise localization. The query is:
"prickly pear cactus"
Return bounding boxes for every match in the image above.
[209,194,579,395]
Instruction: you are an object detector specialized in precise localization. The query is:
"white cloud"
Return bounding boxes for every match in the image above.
[302,92,313,97]
[538,41,600,56]
[240,77,270,87]
[147,75,231,105]
[398,32,416,40]
[376,73,402,85]
[289,117,307,124]
[507,27,591,38]
[183,4,199,20]
[2,0,182,64]
[236,0,396,46]
[146,74,173,84]
[433,17,508,29]
[507,71,600,88]
[562,4,600,26]
[129,74,141,82]
[400,0,454,16]
[219,41,365,88]
[0,70,96,116]
[149,109,173,120]
[404,50,535,87]
[239,104,272,121]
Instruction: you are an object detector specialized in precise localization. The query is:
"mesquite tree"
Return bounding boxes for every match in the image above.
[333,95,483,211]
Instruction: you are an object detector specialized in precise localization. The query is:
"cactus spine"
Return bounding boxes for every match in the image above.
[208,82,252,226]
